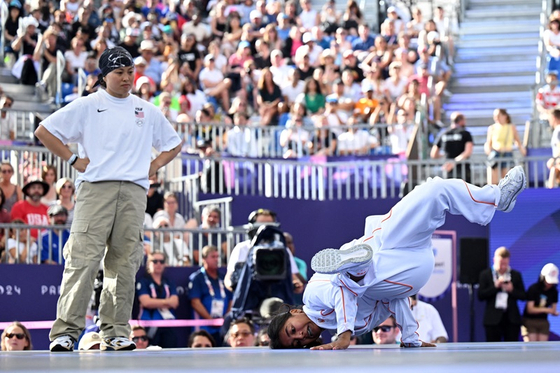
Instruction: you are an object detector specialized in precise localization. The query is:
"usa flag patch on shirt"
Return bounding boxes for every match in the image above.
[135,107,144,118]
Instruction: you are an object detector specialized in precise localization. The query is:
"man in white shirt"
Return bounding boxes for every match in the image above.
[410,294,448,343]
[0,96,15,141]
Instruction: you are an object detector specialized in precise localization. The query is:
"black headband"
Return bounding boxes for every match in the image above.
[95,46,134,86]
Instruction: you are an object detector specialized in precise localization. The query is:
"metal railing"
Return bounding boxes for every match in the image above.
[0,223,248,267]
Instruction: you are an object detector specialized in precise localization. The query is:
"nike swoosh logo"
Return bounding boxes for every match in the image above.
[97,109,108,113]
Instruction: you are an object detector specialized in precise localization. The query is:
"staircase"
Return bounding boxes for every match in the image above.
[446,0,542,151]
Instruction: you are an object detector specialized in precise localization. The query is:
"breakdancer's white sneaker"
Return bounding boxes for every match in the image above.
[497,166,526,213]
[311,244,373,275]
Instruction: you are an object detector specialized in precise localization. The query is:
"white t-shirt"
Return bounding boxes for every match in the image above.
[187,90,208,117]
[299,9,318,30]
[552,126,560,155]
[337,130,376,154]
[7,238,37,262]
[384,77,408,101]
[64,50,88,71]
[40,89,181,190]
[281,81,305,103]
[199,68,225,91]
[411,300,448,343]
[0,113,15,140]
[544,29,560,49]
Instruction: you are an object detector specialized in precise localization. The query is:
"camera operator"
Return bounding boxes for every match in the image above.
[224,209,303,294]
[478,247,526,342]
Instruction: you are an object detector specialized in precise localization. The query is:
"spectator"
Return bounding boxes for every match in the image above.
[385,7,404,35]
[157,92,178,122]
[3,1,23,64]
[372,316,400,345]
[138,40,164,86]
[152,216,190,266]
[41,165,58,205]
[199,54,232,112]
[10,178,49,239]
[407,7,425,38]
[544,19,560,74]
[257,67,282,125]
[1,321,32,351]
[40,205,70,265]
[276,12,292,42]
[78,332,101,350]
[301,32,323,67]
[430,112,474,182]
[547,109,560,188]
[281,69,305,105]
[11,16,39,75]
[33,26,62,98]
[229,41,254,75]
[64,37,88,84]
[188,245,233,345]
[341,1,362,35]
[0,95,16,141]
[223,12,244,56]
[352,24,375,53]
[119,28,141,59]
[253,38,272,70]
[409,294,448,343]
[186,205,228,264]
[387,107,414,156]
[280,115,310,158]
[136,251,179,348]
[536,71,560,123]
[225,113,259,157]
[211,1,228,41]
[521,263,559,342]
[227,318,256,347]
[337,115,376,156]
[130,326,150,349]
[0,162,22,213]
[0,188,11,244]
[263,24,283,52]
[385,62,408,102]
[4,219,38,264]
[153,192,186,231]
[484,108,526,184]
[182,78,207,117]
[269,50,292,87]
[188,330,216,348]
[296,77,325,115]
[181,13,211,45]
[308,115,337,156]
[478,247,526,342]
[323,95,347,135]
[257,328,271,347]
[298,0,320,31]
[320,0,340,35]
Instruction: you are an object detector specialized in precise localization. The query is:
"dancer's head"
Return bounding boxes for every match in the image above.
[267,308,323,349]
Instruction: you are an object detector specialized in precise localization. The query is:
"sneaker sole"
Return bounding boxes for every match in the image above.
[311,244,373,274]
[502,167,526,213]
[50,345,73,352]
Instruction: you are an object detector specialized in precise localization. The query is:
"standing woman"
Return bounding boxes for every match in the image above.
[521,263,559,342]
[485,108,526,184]
[54,177,75,224]
[35,46,181,352]
[41,164,58,205]
[0,162,22,214]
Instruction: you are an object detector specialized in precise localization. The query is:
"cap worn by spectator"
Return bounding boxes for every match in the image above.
[542,263,559,284]
[387,6,397,13]
[78,332,101,350]
[139,40,157,53]
[23,15,39,29]
[48,205,68,217]
[204,54,215,63]
[362,83,374,93]
[153,216,171,229]
[302,32,316,44]
[250,10,262,19]
[238,41,251,49]
[326,96,338,104]
[343,50,355,59]
[321,49,334,59]
[126,28,141,37]
[22,178,50,197]
[134,56,148,66]
[136,76,152,91]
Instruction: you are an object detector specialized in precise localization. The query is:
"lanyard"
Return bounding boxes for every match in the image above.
[149,281,170,299]
[201,267,226,299]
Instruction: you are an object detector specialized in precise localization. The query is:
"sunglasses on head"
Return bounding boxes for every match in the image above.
[373,325,394,333]
[5,333,25,340]
[151,259,165,264]
[132,336,148,342]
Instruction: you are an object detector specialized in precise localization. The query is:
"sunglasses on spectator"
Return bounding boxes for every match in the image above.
[151,259,165,264]
[1,169,13,173]
[159,224,169,228]
[231,331,252,338]
[373,325,394,333]
[132,336,148,342]
[5,333,25,340]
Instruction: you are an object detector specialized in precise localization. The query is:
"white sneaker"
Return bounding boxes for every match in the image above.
[311,244,373,274]
[497,166,526,212]
[101,337,136,351]
[50,335,75,352]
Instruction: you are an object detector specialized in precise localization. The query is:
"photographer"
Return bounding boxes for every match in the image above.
[478,247,526,342]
